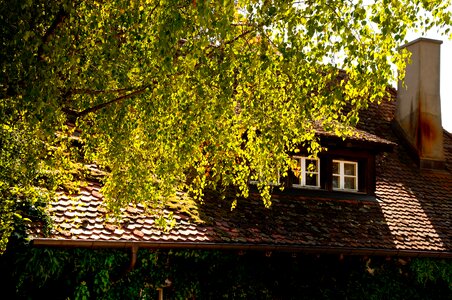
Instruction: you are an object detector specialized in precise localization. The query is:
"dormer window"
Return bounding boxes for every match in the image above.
[253,151,374,195]
[332,160,358,191]
[292,156,320,188]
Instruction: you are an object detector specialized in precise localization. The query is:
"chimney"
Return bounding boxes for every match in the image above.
[395,38,445,170]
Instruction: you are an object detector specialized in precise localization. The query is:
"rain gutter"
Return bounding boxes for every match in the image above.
[33,238,452,270]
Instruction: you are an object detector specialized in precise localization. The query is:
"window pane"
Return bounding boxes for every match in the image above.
[332,162,339,175]
[292,165,301,178]
[333,175,339,188]
[306,159,318,172]
[305,174,318,186]
[344,177,356,190]
[344,163,356,176]
[292,171,301,185]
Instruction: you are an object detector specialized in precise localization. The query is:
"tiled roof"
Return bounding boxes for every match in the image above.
[315,123,395,148]
[30,95,452,257]
[314,88,397,148]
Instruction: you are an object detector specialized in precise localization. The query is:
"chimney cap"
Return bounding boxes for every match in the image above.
[399,37,443,50]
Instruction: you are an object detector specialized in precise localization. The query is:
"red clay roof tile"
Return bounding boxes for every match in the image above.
[28,96,452,257]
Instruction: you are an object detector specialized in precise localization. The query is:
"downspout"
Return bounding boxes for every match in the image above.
[128,244,139,271]
[157,288,164,300]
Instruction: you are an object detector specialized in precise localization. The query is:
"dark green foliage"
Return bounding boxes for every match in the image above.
[1,242,451,300]
[410,258,452,288]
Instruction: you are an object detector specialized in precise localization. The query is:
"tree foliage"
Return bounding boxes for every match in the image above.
[1,0,451,251]
[1,245,451,299]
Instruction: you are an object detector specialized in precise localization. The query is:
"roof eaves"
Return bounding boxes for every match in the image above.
[32,238,452,258]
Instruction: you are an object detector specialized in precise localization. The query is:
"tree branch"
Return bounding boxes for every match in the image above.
[206,28,255,57]
[38,7,70,61]
[67,87,136,96]
[63,87,149,118]
[225,29,255,46]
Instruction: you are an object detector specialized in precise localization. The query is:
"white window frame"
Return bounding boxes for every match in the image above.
[292,156,320,188]
[332,160,358,192]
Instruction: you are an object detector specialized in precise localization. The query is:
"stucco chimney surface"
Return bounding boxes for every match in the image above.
[396,38,445,169]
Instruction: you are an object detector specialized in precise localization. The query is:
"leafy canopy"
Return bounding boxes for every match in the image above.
[1,0,451,251]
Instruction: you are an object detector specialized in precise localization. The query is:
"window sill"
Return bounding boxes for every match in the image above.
[333,188,359,193]
[292,185,320,190]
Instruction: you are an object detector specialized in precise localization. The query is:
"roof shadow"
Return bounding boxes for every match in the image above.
[373,133,452,254]
[194,186,397,254]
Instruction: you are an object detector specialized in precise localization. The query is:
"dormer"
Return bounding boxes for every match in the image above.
[279,130,395,196]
